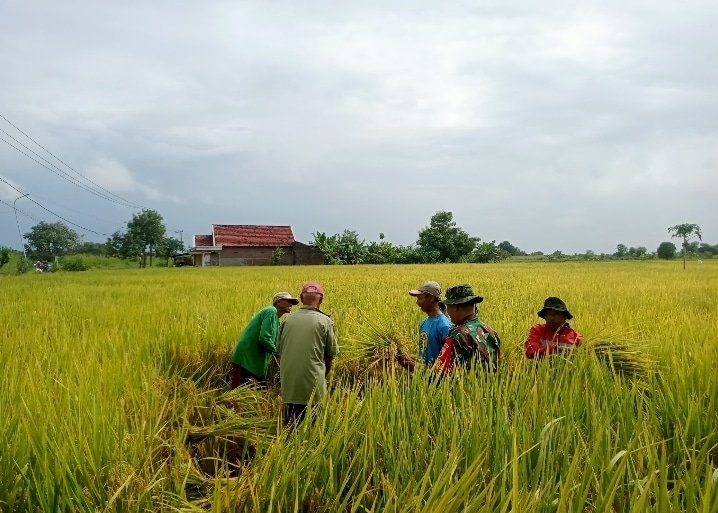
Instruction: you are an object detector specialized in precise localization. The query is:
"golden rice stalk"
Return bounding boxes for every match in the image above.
[581,337,655,383]
[340,315,414,385]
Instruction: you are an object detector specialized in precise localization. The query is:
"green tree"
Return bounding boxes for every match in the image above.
[685,241,700,254]
[311,230,367,264]
[698,243,718,257]
[156,236,184,266]
[668,223,702,269]
[106,230,142,264]
[497,241,525,257]
[127,209,166,267]
[24,221,80,261]
[311,232,339,264]
[0,246,11,269]
[656,241,677,260]
[416,211,477,263]
[336,230,367,264]
[394,245,422,264]
[75,241,107,256]
[366,239,397,264]
[614,244,628,258]
[473,240,504,263]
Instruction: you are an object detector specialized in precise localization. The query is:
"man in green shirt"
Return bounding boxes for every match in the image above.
[278,282,339,426]
[229,291,299,389]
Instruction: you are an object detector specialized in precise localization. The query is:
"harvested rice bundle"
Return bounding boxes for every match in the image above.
[219,388,282,423]
[185,406,277,442]
[185,409,275,478]
[581,337,654,383]
[341,316,414,385]
[188,430,258,478]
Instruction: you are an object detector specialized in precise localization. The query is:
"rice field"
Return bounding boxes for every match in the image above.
[1,261,717,512]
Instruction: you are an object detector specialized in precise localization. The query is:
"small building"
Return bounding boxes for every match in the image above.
[189,224,324,266]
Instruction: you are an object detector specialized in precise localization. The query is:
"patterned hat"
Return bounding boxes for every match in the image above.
[537,297,573,320]
[442,284,484,305]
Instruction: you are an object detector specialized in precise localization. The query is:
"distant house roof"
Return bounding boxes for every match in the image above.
[214,224,295,247]
[193,234,214,247]
[192,225,296,248]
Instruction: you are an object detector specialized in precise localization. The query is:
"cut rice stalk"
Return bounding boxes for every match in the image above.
[582,337,655,383]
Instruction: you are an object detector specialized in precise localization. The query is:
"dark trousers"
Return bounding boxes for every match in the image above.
[283,403,308,427]
[230,364,267,390]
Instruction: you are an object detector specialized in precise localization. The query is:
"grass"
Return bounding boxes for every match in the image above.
[0,261,717,512]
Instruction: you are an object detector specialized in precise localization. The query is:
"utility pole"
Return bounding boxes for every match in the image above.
[13,193,29,260]
[175,229,184,249]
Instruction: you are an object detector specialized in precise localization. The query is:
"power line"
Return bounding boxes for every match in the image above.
[0,135,140,209]
[0,113,146,209]
[0,128,141,208]
[28,189,122,227]
[0,197,41,223]
[0,175,108,236]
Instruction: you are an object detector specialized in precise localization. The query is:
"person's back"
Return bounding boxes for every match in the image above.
[278,282,338,425]
[279,307,335,404]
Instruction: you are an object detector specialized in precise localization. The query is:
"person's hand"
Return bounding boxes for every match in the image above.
[396,350,416,369]
[396,350,408,364]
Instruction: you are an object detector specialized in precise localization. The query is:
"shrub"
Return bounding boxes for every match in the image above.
[270,247,284,265]
[59,256,89,272]
[16,256,30,274]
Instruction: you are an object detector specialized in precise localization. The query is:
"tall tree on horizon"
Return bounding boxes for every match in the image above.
[668,223,702,270]
[416,211,477,263]
[24,221,79,262]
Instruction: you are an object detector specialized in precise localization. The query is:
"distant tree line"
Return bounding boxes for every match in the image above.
[2,213,710,273]
[311,211,513,265]
[6,209,184,273]
[310,215,713,265]
[106,209,183,267]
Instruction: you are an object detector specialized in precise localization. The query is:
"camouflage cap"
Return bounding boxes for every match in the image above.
[442,284,484,305]
[537,297,573,320]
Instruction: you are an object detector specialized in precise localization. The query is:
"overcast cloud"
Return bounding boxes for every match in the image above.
[1,0,716,254]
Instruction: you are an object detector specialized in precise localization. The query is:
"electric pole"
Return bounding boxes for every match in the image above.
[13,193,29,260]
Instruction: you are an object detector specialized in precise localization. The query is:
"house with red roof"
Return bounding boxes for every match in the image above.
[189,224,324,266]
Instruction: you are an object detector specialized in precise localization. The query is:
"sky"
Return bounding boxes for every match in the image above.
[1,0,716,255]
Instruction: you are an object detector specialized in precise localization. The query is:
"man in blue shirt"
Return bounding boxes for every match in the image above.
[398,281,452,370]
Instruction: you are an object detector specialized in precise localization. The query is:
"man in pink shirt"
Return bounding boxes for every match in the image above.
[525,297,583,359]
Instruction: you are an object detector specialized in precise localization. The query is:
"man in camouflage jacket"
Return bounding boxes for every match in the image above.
[435,284,500,374]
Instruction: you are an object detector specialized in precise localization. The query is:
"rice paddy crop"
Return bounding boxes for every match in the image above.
[1,261,717,512]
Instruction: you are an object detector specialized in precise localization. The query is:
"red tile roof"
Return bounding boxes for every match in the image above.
[193,234,214,247]
[212,224,295,247]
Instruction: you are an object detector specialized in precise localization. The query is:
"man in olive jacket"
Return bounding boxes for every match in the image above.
[278,282,339,426]
[229,291,298,389]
